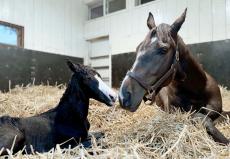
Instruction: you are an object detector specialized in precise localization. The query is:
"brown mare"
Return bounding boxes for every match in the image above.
[119,8,229,145]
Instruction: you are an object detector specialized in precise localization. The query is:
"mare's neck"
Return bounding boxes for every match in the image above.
[174,37,207,91]
[56,81,89,121]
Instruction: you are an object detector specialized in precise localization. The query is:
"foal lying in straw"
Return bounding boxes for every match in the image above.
[0,61,116,155]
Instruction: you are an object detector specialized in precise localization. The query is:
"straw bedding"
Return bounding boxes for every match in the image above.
[0,84,229,158]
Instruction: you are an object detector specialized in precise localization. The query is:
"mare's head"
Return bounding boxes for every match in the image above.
[119,9,187,112]
[67,60,117,106]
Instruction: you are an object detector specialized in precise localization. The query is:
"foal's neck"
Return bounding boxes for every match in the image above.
[56,81,89,121]
[175,37,207,91]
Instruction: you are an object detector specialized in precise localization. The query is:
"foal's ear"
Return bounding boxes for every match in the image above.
[147,12,156,30]
[171,8,187,36]
[66,60,76,72]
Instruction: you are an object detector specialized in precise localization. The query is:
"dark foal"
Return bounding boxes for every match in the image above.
[119,9,229,145]
[0,61,117,155]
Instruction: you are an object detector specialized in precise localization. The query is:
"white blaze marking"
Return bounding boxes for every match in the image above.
[95,75,117,100]
[151,37,157,44]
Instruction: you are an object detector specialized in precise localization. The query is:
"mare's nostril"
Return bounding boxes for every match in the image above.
[123,91,131,107]
[126,91,131,100]
[119,85,132,108]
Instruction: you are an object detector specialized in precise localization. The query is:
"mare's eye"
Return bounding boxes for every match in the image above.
[158,42,169,53]
[159,46,168,53]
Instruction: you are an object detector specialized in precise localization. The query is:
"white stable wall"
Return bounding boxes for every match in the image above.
[85,0,230,55]
[0,0,88,57]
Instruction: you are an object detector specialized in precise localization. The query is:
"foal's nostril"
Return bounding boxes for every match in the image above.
[109,94,116,102]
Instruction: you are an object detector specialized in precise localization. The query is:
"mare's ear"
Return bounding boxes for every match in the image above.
[171,8,187,36]
[147,12,156,30]
[66,60,76,72]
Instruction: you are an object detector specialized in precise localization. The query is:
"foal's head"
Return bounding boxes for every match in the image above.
[119,9,187,112]
[67,60,117,106]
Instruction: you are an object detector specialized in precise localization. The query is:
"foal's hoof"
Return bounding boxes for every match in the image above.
[88,132,105,140]
[81,140,92,148]
[81,132,105,148]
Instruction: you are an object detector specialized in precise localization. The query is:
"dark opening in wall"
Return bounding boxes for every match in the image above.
[135,0,155,6]
[112,52,136,88]
[107,0,126,14]
[89,3,103,19]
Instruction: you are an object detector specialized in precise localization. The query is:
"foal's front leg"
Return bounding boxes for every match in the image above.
[81,119,104,148]
[192,113,229,145]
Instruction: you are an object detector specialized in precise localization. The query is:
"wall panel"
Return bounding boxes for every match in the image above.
[0,46,83,91]
[226,0,230,38]
[0,0,87,57]
[85,0,230,55]
[212,0,226,41]
[199,0,212,42]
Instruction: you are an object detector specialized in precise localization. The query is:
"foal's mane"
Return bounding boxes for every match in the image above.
[74,63,100,79]
[58,63,101,104]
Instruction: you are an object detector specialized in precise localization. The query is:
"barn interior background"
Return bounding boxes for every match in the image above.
[0,0,230,158]
[0,0,230,91]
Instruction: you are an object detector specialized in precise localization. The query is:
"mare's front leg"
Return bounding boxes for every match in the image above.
[192,113,229,145]
[205,95,230,124]
[155,87,171,112]
[0,125,24,155]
